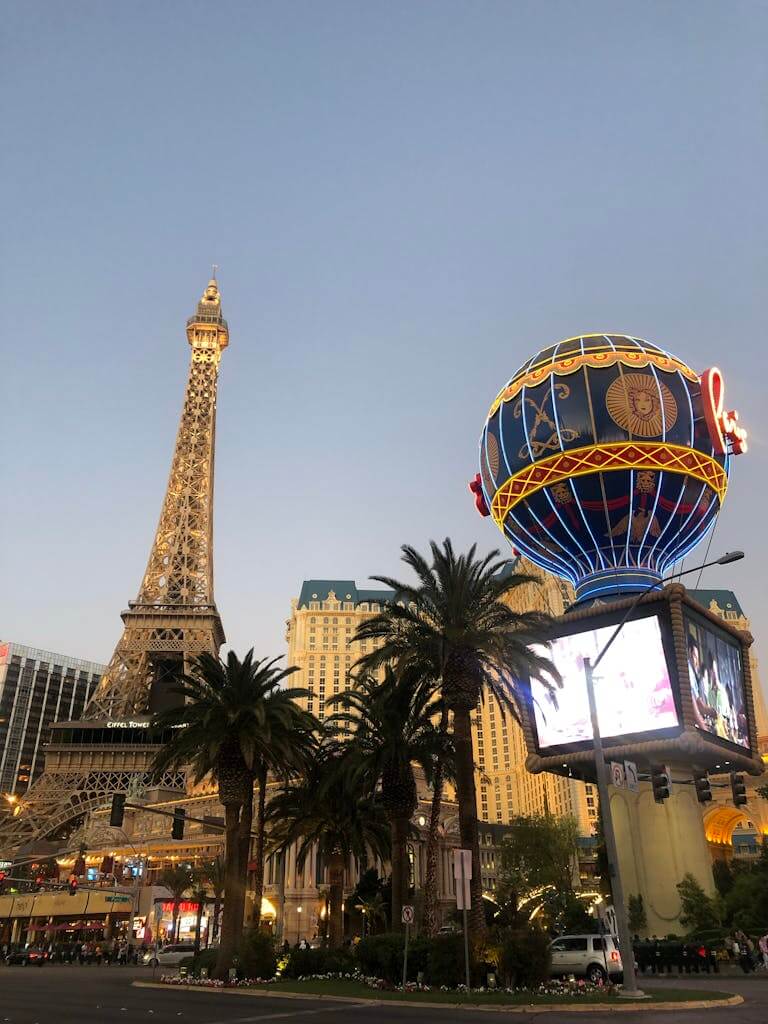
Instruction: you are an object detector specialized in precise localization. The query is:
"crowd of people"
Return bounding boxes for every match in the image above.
[634,930,768,975]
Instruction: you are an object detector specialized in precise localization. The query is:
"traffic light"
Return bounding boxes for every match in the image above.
[68,874,78,896]
[35,874,45,892]
[110,793,126,828]
[693,770,712,804]
[730,773,747,807]
[172,807,185,840]
[651,764,671,803]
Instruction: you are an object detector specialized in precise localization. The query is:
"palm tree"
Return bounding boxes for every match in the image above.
[354,540,557,942]
[355,892,387,937]
[151,649,306,977]
[157,864,193,943]
[249,689,318,931]
[198,855,226,946]
[266,742,390,947]
[328,666,451,929]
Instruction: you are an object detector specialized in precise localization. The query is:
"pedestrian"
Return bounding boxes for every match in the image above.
[79,941,87,965]
[759,933,768,970]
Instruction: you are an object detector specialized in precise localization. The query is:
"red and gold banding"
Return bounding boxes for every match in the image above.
[490,441,728,528]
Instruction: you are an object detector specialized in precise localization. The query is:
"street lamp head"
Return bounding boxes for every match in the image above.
[716,550,744,565]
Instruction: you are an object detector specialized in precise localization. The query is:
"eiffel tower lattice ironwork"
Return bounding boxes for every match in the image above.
[0,277,229,855]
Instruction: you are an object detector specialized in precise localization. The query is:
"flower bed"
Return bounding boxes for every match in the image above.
[160,970,611,999]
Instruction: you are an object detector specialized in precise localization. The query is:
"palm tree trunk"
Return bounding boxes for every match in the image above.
[212,896,222,944]
[452,705,486,943]
[172,900,180,942]
[193,897,204,958]
[391,817,409,931]
[422,761,444,936]
[214,803,243,979]
[234,782,254,936]
[251,767,268,930]
[327,851,345,948]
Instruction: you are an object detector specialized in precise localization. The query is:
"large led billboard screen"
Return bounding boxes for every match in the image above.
[685,612,749,750]
[529,614,679,753]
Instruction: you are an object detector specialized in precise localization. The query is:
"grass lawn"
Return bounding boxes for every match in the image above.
[238,978,737,1005]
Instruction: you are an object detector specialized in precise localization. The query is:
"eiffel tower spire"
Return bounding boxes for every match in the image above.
[0,278,231,855]
[86,277,228,717]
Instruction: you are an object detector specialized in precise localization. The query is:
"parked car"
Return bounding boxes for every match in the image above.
[141,943,195,967]
[5,946,49,966]
[549,934,622,984]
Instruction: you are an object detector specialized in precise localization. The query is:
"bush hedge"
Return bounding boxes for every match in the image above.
[487,926,551,989]
[238,929,277,979]
[281,946,356,978]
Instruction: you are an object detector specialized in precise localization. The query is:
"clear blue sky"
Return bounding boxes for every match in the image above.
[2,2,766,685]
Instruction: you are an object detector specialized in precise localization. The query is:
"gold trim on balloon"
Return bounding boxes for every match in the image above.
[487,347,697,418]
[490,441,727,528]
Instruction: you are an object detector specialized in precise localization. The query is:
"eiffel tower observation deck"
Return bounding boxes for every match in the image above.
[0,277,229,855]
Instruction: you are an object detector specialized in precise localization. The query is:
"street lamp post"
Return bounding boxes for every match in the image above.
[296,904,302,945]
[583,550,743,998]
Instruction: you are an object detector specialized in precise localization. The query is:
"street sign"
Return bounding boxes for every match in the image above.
[401,905,414,925]
[624,760,638,793]
[105,894,131,903]
[609,762,625,788]
[453,849,472,911]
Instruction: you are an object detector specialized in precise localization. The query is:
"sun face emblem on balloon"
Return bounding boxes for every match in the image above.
[606,372,678,437]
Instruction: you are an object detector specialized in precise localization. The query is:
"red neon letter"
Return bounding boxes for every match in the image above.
[700,367,748,456]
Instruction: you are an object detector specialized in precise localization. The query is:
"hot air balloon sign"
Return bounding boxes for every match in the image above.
[471,335,747,603]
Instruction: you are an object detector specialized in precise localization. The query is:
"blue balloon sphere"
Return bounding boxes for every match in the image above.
[476,334,735,602]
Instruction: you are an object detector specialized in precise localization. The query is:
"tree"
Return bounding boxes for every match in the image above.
[355,892,387,937]
[498,814,580,924]
[248,688,319,931]
[355,540,557,942]
[157,865,192,943]
[328,665,450,929]
[266,743,390,947]
[197,855,226,945]
[151,650,305,978]
[627,894,647,935]
[190,868,209,958]
[712,859,734,898]
[676,873,721,932]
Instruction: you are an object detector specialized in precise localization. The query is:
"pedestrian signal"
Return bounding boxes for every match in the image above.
[693,770,712,804]
[730,773,747,807]
[110,793,126,828]
[651,765,671,803]
[172,807,186,840]
[68,874,78,896]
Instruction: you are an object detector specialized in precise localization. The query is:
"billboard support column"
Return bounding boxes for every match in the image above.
[584,657,643,999]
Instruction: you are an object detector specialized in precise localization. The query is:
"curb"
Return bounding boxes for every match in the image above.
[131,981,744,1012]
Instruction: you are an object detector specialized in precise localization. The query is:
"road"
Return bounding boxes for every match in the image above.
[0,966,766,1023]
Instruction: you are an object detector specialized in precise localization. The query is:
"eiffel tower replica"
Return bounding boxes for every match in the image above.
[0,277,229,855]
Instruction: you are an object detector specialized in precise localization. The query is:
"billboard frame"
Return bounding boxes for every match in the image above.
[519,583,763,778]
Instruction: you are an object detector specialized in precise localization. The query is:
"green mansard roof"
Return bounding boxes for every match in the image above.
[297,580,395,610]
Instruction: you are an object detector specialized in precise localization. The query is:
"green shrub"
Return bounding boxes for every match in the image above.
[237,929,277,979]
[189,948,219,975]
[424,934,469,987]
[356,932,405,982]
[282,946,356,978]
[490,925,551,989]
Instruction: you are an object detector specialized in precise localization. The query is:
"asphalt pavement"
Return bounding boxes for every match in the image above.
[0,965,767,1024]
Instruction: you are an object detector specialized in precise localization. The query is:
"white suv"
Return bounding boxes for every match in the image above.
[142,943,195,967]
[549,934,623,984]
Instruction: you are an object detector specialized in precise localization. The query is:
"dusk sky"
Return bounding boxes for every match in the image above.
[2,2,766,685]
